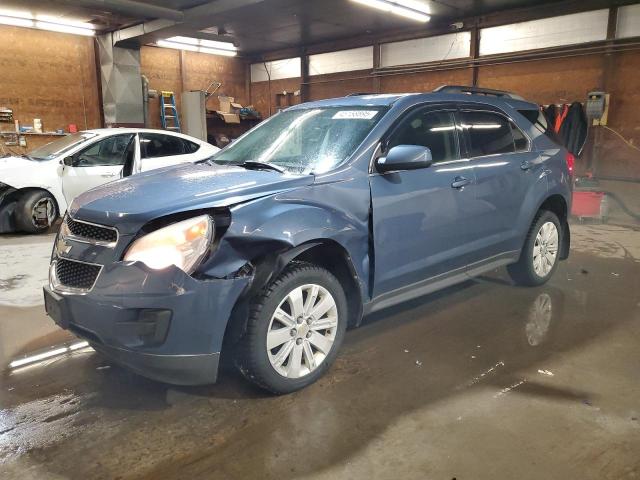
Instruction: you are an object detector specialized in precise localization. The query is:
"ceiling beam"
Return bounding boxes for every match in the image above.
[248,0,635,61]
[50,0,184,21]
[112,0,265,47]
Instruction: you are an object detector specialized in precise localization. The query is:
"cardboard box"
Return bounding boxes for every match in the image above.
[218,96,233,113]
[218,113,240,124]
[218,96,243,114]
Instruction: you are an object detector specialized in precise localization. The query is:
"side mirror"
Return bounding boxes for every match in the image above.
[376,145,433,173]
[62,156,74,167]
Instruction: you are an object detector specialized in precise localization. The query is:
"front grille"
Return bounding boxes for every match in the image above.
[66,216,117,244]
[55,258,101,291]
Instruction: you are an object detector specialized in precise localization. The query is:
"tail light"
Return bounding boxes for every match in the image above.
[565,152,575,174]
[565,152,575,175]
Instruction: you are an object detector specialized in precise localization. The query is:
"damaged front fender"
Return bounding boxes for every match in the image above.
[200,175,373,301]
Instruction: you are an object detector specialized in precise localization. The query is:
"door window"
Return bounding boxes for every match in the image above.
[75,134,134,166]
[511,123,529,152]
[388,110,459,163]
[140,133,188,158]
[460,111,519,157]
[185,140,200,153]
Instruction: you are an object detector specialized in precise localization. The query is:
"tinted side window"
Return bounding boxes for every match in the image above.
[511,123,529,152]
[518,108,562,145]
[141,133,186,158]
[75,134,134,166]
[460,111,515,157]
[389,110,459,163]
[185,140,200,153]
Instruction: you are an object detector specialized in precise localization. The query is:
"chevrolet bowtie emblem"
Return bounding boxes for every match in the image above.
[56,236,72,256]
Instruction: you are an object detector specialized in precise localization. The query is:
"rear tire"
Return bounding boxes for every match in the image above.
[235,262,347,394]
[508,210,561,286]
[15,190,58,234]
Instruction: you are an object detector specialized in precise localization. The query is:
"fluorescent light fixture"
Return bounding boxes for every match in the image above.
[9,341,90,369]
[35,21,95,36]
[158,36,238,56]
[0,15,33,27]
[351,0,431,22]
[0,10,95,36]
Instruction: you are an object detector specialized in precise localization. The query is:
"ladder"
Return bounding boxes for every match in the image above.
[160,91,181,132]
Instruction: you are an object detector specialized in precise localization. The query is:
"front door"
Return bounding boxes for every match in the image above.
[61,134,134,204]
[369,107,479,298]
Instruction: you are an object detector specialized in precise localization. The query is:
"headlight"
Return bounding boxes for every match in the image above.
[124,215,213,273]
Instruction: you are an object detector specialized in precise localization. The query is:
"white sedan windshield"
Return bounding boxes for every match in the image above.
[29,133,98,161]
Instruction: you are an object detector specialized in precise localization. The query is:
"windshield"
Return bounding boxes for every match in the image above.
[29,132,97,161]
[212,106,387,174]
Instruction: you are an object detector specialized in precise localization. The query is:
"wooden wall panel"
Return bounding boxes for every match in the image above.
[477,55,603,105]
[308,70,375,100]
[599,50,640,178]
[0,25,101,151]
[140,46,182,130]
[182,51,248,107]
[140,46,249,129]
[250,78,301,119]
[380,68,473,93]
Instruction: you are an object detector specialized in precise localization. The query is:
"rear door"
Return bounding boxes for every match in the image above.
[370,106,480,297]
[61,134,134,203]
[458,107,542,259]
[139,133,200,171]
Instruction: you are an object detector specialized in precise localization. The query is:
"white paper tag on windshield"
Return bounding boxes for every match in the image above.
[332,110,379,120]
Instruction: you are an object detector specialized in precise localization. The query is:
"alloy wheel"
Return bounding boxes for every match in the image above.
[266,283,338,378]
[532,221,558,277]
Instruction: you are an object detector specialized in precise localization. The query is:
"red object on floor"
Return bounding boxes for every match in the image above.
[68,124,78,133]
[572,191,605,217]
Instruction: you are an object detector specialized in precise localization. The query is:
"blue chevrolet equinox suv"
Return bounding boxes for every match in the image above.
[44,86,572,394]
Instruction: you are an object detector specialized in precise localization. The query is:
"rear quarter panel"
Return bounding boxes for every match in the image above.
[511,109,572,248]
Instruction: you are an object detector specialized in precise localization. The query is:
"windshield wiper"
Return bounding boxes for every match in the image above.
[239,161,285,173]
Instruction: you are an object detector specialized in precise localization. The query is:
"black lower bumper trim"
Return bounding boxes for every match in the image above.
[91,344,220,386]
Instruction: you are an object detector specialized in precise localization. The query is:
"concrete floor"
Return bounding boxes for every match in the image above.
[0,223,639,480]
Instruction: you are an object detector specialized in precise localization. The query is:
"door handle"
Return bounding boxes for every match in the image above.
[520,160,532,171]
[451,176,471,189]
[101,174,117,178]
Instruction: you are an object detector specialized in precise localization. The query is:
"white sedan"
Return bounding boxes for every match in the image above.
[0,128,219,233]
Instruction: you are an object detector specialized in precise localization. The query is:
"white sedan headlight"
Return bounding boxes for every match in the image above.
[124,215,213,274]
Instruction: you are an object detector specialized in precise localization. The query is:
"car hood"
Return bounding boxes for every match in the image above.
[0,156,35,184]
[70,162,314,233]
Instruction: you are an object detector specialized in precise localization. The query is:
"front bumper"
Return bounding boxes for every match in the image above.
[44,260,251,385]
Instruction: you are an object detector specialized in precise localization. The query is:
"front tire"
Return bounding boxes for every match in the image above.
[508,210,561,286]
[236,262,347,394]
[15,190,58,234]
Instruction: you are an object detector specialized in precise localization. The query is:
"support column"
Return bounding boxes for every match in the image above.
[591,6,618,174]
[373,43,381,93]
[300,51,310,103]
[470,24,480,87]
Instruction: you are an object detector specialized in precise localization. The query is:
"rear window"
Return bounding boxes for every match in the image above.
[140,133,186,158]
[518,108,562,144]
[460,111,516,157]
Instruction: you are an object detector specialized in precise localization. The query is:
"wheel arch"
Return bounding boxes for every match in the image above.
[221,239,364,359]
[0,186,61,232]
[535,194,570,260]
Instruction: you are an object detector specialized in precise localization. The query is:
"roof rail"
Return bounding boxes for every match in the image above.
[346,92,376,96]
[433,85,524,100]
